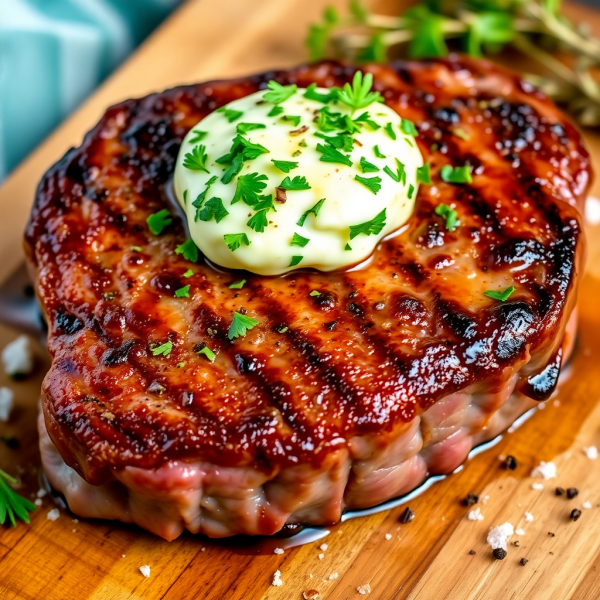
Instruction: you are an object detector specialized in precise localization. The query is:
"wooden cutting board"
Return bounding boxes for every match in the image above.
[1,1,600,598]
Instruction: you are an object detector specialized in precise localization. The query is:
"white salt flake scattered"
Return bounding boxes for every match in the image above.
[274,548,284,555]
[583,446,598,460]
[538,402,546,410]
[139,565,151,578]
[36,488,47,499]
[318,553,325,560]
[385,533,392,540]
[531,461,556,480]
[515,528,525,535]
[531,482,544,490]
[328,572,339,580]
[72,518,79,523]
[272,570,283,587]
[487,522,514,551]
[46,508,60,521]
[357,584,372,595]
[481,495,489,505]
[201,547,206,552]
[0,387,14,422]
[524,512,534,522]
[468,507,484,521]
[34,498,42,506]
[319,543,328,551]
[1,335,34,377]
[583,501,593,510]
[122,555,126,558]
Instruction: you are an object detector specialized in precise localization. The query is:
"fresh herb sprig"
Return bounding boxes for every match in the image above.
[307,0,600,127]
[0,469,36,526]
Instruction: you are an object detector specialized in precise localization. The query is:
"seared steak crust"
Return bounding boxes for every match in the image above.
[26,57,589,490]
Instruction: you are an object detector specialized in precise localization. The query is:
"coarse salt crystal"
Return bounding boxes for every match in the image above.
[531,483,544,490]
[201,547,206,551]
[1,335,34,377]
[319,543,328,551]
[487,522,514,551]
[583,446,598,460]
[274,548,284,555]
[524,512,534,522]
[538,402,546,410]
[36,488,47,499]
[385,533,392,540]
[468,507,484,521]
[46,508,60,521]
[34,498,42,506]
[531,461,556,480]
[139,565,151,578]
[583,501,593,509]
[481,495,489,504]
[272,570,283,587]
[515,528,525,535]
[357,584,372,595]
[318,553,325,560]
[328,572,338,580]
[0,387,14,422]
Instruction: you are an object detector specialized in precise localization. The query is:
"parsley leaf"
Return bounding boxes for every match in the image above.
[232,173,268,206]
[175,238,199,262]
[183,145,210,172]
[383,158,406,184]
[224,233,251,252]
[384,122,396,140]
[408,183,415,199]
[247,208,271,232]
[268,106,284,117]
[344,242,352,251]
[309,290,321,296]
[440,164,473,184]
[290,255,303,267]
[229,279,246,289]
[291,233,310,247]
[228,312,259,340]
[147,209,172,235]
[221,155,244,184]
[175,285,190,298]
[152,341,173,357]
[217,107,243,122]
[297,198,325,226]
[349,208,387,239]
[191,175,218,220]
[373,145,386,159]
[281,115,301,127]
[435,203,460,231]
[355,111,380,130]
[314,132,354,152]
[304,83,336,104]
[484,286,515,302]
[197,346,216,362]
[354,174,382,194]
[189,129,208,143]
[199,197,229,223]
[184,269,194,278]
[236,122,266,134]
[359,156,380,173]
[416,162,432,184]
[271,160,299,173]
[400,119,418,136]
[316,143,352,167]
[335,71,382,112]
[263,81,297,104]
[279,176,311,190]
[0,469,36,526]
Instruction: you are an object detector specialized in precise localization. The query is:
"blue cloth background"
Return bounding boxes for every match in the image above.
[0,0,182,181]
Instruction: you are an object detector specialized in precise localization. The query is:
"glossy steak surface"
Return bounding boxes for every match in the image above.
[26,57,589,487]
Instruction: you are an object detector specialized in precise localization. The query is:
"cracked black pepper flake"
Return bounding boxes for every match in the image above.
[567,488,579,499]
[348,290,359,299]
[492,548,507,560]
[513,541,520,547]
[570,509,582,521]
[548,532,555,537]
[520,558,529,566]
[324,321,337,331]
[502,455,517,470]
[469,550,476,555]
[462,493,479,506]
[555,487,565,496]
[400,507,414,523]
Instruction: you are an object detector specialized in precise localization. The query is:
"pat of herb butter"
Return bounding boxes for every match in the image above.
[173,72,424,275]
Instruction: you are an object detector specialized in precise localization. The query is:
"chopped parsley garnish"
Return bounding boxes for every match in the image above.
[373,145,386,159]
[304,83,336,104]
[183,145,209,172]
[236,122,266,135]
[309,290,321,297]
[229,279,246,289]
[416,163,432,184]
[435,204,460,231]
[0,469,36,526]
[440,164,473,184]
[191,175,218,220]
[268,106,284,117]
[315,132,354,152]
[383,158,406,184]
[217,107,243,122]
[292,150,302,157]
[315,106,345,132]
[183,269,194,278]
[271,160,299,173]
[197,346,216,362]
[349,208,387,239]
[452,127,470,141]
[189,129,208,143]
[263,81,297,104]
[182,190,188,205]
[335,71,382,112]
[279,176,311,190]
[130,246,142,253]
[147,209,172,235]
[384,123,396,140]
[281,115,301,127]
[228,312,259,340]
[175,238,199,262]
[199,197,229,223]
[316,143,352,167]
[345,243,352,251]
[291,233,310,247]
[290,255,303,266]
[342,114,362,134]
[224,233,251,252]
[359,156,380,173]
[354,111,380,130]
[297,198,325,226]
[152,341,173,357]
[354,174,382,194]
[408,183,415,199]
[247,206,272,232]
[400,119,418,136]
[484,286,515,302]
[216,135,269,184]
[299,140,307,147]
[232,172,268,206]
[175,285,190,298]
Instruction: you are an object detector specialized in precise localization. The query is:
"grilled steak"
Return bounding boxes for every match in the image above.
[25,57,590,540]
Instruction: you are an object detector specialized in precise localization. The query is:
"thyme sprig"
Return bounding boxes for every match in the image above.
[0,469,36,526]
[307,0,600,126]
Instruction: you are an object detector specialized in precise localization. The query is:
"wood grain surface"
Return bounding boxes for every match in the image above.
[1,1,600,598]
